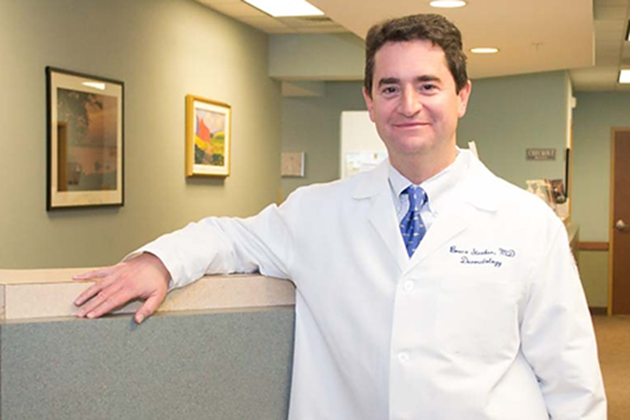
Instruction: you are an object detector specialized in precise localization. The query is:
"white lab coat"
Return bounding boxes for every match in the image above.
[142,150,606,420]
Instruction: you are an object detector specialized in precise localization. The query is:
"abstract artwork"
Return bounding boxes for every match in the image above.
[185,95,231,177]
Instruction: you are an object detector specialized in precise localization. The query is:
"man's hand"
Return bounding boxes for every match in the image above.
[73,253,170,324]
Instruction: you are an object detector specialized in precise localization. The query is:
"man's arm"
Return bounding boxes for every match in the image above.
[73,201,296,323]
[520,222,606,419]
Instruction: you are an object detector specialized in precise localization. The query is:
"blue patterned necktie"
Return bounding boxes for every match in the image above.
[400,185,428,257]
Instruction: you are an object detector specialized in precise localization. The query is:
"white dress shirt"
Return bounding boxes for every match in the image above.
[389,149,468,231]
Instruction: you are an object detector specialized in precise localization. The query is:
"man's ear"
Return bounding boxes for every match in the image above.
[457,80,472,118]
[362,87,376,122]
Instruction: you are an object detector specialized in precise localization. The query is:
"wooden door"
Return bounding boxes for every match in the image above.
[610,129,630,314]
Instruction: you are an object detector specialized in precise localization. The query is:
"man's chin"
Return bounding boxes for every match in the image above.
[390,139,434,155]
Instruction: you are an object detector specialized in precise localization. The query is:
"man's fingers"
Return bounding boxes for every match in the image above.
[81,286,134,319]
[75,279,125,317]
[72,254,170,321]
[74,276,118,307]
[134,293,165,324]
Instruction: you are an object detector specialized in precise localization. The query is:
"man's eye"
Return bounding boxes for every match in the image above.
[381,86,398,95]
[420,84,437,92]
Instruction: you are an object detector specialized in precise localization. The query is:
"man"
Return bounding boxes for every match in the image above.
[75,14,606,420]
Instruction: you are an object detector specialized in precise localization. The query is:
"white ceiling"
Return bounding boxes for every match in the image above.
[196,0,630,92]
[572,0,630,91]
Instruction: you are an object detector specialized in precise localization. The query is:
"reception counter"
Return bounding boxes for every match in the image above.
[565,221,580,262]
[0,269,296,420]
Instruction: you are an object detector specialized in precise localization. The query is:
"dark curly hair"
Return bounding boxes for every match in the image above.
[364,14,468,96]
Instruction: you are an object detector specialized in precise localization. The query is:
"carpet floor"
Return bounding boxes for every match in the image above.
[592,315,630,420]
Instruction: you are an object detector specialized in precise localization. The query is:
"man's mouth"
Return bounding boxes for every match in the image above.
[393,121,430,128]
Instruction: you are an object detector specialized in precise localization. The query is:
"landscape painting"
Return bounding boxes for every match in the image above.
[186,95,231,177]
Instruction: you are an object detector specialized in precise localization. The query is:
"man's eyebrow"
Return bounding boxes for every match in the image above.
[377,75,441,88]
[377,77,400,87]
[415,75,441,83]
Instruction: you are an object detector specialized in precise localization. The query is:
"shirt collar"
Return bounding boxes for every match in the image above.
[388,149,470,215]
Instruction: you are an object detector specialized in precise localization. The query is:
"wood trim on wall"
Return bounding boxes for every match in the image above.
[609,129,616,316]
[589,307,608,316]
[578,242,610,251]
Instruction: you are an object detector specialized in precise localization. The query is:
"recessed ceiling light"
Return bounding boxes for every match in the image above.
[243,0,324,17]
[429,1,467,8]
[618,70,630,84]
[471,47,499,54]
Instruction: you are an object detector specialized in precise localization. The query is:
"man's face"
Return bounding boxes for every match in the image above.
[363,40,471,166]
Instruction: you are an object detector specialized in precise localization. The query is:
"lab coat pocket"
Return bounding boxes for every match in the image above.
[435,276,519,359]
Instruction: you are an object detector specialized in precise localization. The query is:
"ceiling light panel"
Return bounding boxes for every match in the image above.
[242,0,324,17]
[471,47,499,54]
[429,1,467,8]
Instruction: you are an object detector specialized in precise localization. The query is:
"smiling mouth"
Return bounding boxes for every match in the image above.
[393,122,430,128]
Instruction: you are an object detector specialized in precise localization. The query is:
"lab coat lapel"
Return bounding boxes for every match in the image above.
[408,202,476,268]
[367,189,409,272]
[353,162,408,272]
[352,153,500,274]
[406,152,500,271]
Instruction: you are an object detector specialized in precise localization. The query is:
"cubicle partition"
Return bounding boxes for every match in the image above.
[0,269,296,420]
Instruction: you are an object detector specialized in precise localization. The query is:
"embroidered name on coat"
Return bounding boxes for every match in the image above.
[449,245,516,268]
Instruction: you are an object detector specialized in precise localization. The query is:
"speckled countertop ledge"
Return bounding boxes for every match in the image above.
[0,268,296,321]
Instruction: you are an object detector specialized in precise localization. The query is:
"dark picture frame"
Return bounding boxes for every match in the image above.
[46,67,124,210]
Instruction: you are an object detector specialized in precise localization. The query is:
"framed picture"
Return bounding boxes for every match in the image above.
[186,94,231,177]
[46,67,124,210]
[281,152,305,177]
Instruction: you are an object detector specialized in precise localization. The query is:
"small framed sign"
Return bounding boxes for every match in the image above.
[526,148,556,161]
[281,152,305,177]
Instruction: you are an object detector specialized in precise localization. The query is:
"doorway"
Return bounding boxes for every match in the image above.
[610,128,630,315]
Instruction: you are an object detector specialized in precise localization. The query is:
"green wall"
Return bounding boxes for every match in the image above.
[572,92,630,242]
[280,81,366,199]
[457,71,570,188]
[570,91,630,308]
[0,0,281,269]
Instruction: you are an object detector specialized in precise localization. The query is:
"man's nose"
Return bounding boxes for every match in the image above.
[399,86,422,116]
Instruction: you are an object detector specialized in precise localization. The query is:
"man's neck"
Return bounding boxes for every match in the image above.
[390,146,458,185]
